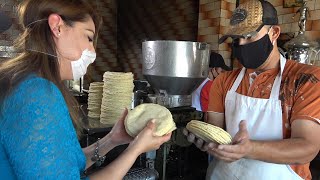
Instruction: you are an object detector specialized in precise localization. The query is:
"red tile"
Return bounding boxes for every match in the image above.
[304,31,320,39]
[312,19,320,30]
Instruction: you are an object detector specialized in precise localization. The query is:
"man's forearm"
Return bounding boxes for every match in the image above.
[207,112,225,128]
[248,138,318,164]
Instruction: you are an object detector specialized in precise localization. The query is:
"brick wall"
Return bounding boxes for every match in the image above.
[197,0,320,68]
[271,0,320,40]
[3,0,318,81]
[197,0,236,67]
[117,0,199,79]
[85,0,118,87]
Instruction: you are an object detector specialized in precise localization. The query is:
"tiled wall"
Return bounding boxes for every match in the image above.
[2,0,319,82]
[198,0,320,68]
[271,0,320,40]
[197,0,236,67]
[117,0,199,79]
[85,0,118,87]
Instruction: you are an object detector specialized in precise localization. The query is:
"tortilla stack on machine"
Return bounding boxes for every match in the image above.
[100,71,134,127]
[87,82,104,128]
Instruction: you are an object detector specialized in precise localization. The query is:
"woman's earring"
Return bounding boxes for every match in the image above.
[58,33,61,36]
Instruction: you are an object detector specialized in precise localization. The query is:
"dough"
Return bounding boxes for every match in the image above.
[125,103,176,137]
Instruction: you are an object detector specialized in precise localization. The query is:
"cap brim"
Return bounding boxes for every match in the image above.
[218,24,262,44]
[218,35,243,44]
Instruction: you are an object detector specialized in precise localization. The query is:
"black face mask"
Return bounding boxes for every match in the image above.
[233,34,273,69]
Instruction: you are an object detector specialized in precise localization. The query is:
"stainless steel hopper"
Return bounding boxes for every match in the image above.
[142,40,210,107]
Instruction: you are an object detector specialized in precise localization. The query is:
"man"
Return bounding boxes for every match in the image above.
[191,51,231,112]
[185,0,320,179]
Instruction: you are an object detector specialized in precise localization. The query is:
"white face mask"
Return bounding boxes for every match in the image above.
[71,49,96,80]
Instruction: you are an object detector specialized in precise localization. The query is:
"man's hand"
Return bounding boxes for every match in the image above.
[182,128,218,151]
[208,120,254,163]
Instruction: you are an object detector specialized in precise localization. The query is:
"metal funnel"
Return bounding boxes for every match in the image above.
[142,40,210,95]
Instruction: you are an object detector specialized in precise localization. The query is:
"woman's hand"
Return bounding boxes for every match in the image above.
[89,119,171,180]
[83,109,134,169]
[108,108,133,146]
[128,119,172,155]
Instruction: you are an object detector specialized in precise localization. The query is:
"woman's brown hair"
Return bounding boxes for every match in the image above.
[0,0,102,137]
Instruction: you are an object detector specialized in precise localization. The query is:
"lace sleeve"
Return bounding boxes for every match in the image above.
[1,77,87,179]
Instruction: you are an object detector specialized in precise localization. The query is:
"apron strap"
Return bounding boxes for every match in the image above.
[269,55,286,99]
[230,67,246,92]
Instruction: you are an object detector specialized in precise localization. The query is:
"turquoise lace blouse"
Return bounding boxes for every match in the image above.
[0,75,87,179]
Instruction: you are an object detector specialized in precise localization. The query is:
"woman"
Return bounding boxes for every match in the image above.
[0,0,171,179]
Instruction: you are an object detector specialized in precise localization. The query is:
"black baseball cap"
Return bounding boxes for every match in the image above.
[209,52,232,71]
[218,0,278,44]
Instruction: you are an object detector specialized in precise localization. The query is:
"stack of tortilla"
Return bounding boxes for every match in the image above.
[87,82,104,128]
[100,71,134,126]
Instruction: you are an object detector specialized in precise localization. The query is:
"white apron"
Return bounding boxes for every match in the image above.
[192,78,210,111]
[206,56,303,180]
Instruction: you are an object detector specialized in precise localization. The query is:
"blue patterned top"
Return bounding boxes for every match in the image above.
[0,75,87,179]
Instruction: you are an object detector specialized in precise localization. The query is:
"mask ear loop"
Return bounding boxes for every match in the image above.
[26,49,58,58]
[232,38,240,47]
[26,19,48,28]
[267,26,275,45]
[267,26,273,34]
